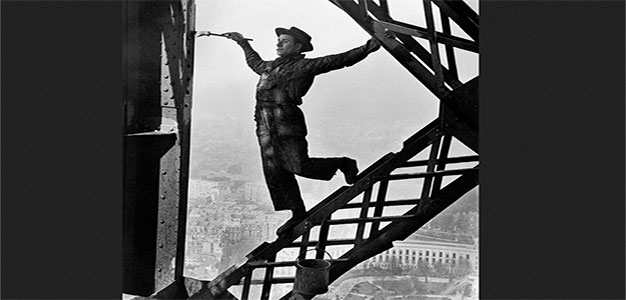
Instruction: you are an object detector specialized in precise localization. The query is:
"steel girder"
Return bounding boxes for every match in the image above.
[328,0,479,151]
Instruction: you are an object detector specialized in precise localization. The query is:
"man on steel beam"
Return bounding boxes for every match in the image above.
[220,27,381,235]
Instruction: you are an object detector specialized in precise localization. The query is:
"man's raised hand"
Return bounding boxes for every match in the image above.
[224,32,246,42]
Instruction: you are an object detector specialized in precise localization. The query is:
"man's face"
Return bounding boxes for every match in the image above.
[276,34,302,57]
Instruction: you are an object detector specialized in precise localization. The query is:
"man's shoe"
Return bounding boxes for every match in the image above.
[340,157,359,185]
[276,209,307,236]
[276,217,305,235]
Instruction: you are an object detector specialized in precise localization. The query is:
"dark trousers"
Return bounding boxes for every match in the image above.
[257,134,343,211]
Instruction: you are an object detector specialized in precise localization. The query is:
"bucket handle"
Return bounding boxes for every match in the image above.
[297,248,334,263]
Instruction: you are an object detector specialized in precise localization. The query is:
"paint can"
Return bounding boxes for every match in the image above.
[293,249,334,295]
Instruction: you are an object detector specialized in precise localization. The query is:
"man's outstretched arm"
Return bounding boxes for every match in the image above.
[301,38,381,76]
[224,32,267,75]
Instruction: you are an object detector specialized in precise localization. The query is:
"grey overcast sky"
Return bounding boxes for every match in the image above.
[191,0,478,204]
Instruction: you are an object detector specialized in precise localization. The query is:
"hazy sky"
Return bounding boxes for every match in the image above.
[192,0,477,121]
[190,0,479,203]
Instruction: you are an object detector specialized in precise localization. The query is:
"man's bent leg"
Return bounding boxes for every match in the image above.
[277,136,359,184]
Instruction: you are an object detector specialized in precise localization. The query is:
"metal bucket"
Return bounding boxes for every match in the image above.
[293,249,333,295]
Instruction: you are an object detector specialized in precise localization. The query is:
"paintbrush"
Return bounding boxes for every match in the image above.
[195,31,253,41]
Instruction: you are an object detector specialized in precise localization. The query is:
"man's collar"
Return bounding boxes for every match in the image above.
[276,53,305,62]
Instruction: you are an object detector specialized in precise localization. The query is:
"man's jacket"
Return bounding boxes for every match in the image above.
[237,39,380,137]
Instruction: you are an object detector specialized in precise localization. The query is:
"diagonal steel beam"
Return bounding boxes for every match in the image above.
[440,14,459,84]
[423,0,447,92]
[377,19,478,53]
[432,0,479,41]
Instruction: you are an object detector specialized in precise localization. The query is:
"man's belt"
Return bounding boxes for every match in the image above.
[256,101,298,108]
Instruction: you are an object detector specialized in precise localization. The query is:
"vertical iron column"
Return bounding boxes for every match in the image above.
[123,0,196,296]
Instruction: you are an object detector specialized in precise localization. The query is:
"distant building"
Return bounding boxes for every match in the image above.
[224,213,283,242]
[244,181,271,203]
[364,232,478,274]
[201,240,222,255]
[189,179,220,200]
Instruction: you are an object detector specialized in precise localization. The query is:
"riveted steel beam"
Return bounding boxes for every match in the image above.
[123,0,195,296]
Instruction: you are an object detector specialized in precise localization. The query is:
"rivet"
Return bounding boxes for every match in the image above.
[184,103,189,107]
[170,95,175,99]
[164,75,169,79]
[157,268,162,272]
[162,171,167,175]
[159,244,164,248]
[161,195,166,199]
[160,220,165,224]
[163,88,169,92]
[164,102,169,105]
